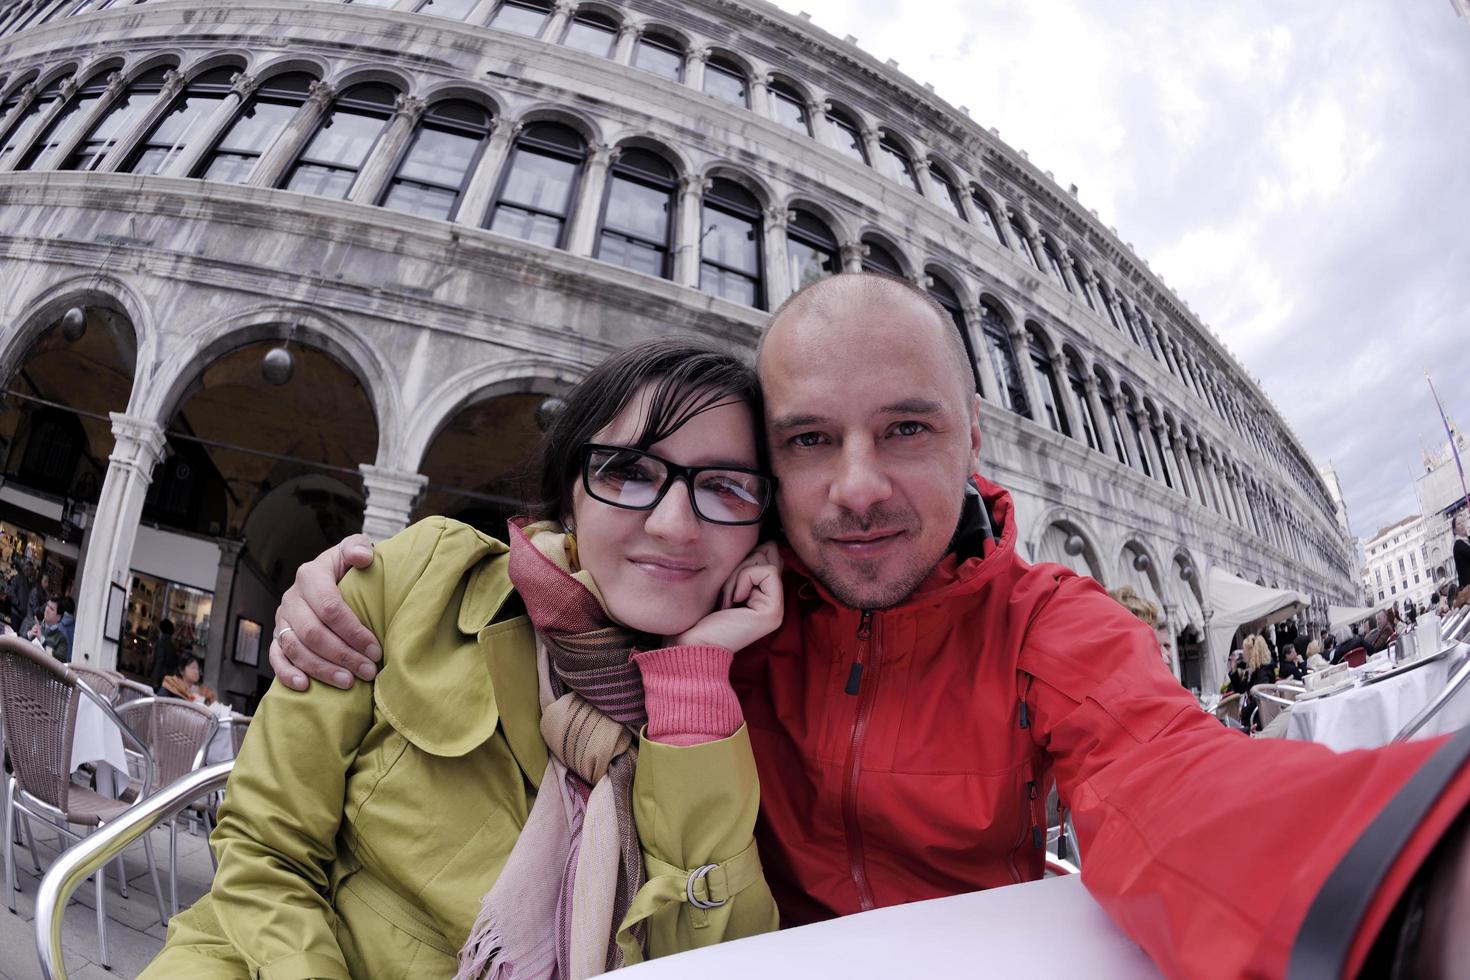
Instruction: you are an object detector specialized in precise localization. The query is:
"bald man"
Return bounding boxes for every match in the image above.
[273,273,1469,976]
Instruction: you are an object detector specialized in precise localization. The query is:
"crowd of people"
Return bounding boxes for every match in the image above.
[1,558,75,663]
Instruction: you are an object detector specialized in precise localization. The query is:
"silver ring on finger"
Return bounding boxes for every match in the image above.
[276,625,296,641]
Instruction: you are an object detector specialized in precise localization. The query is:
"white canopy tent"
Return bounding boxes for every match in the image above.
[1205,568,1309,691]
[1328,600,1393,636]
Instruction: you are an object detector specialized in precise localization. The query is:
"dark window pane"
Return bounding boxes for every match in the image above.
[0,90,62,167]
[62,90,154,171]
[700,264,758,306]
[200,152,254,183]
[130,145,171,176]
[771,87,809,134]
[16,92,99,169]
[704,61,747,106]
[973,196,1003,244]
[634,37,683,81]
[395,126,479,189]
[602,174,671,243]
[285,163,356,199]
[598,232,666,278]
[787,237,836,289]
[382,181,457,219]
[564,15,616,57]
[125,91,225,174]
[827,111,866,162]
[215,100,298,157]
[861,240,902,276]
[499,147,577,214]
[300,108,388,170]
[491,0,548,35]
[703,206,759,275]
[879,138,920,193]
[928,167,963,219]
[491,205,562,246]
[416,0,477,17]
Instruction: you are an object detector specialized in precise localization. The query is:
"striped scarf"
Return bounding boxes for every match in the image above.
[455,520,651,980]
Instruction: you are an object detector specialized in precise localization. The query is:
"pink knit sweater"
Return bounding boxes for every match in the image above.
[631,645,744,746]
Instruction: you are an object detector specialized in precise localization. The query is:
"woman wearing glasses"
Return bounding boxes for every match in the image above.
[143,340,781,980]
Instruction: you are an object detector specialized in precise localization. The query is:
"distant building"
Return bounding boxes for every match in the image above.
[1414,419,1469,589]
[1361,514,1439,613]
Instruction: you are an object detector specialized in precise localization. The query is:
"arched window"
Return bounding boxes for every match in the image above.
[824,105,866,163]
[413,0,478,18]
[971,189,1005,245]
[193,71,313,183]
[1147,407,1174,488]
[768,79,809,135]
[927,275,982,394]
[596,147,676,279]
[1115,296,1142,346]
[699,177,763,307]
[1120,385,1153,478]
[0,76,30,140]
[634,33,683,82]
[5,72,82,170]
[280,82,397,199]
[1097,281,1124,332]
[927,164,965,220]
[1042,239,1072,292]
[1065,352,1098,450]
[380,99,492,220]
[1027,327,1070,436]
[860,236,903,276]
[122,66,236,175]
[562,9,617,57]
[488,122,585,247]
[980,302,1029,418]
[1008,216,1040,268]
[786,208,838,290]
[59,65,170,171]
[490,0,550,36]
[1071,255,1096,309]
[1095,367,1129,465]
[878,134,921,193]
[703,55,748,108]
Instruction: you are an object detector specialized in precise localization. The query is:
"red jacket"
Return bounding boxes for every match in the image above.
[732,475,1468,977]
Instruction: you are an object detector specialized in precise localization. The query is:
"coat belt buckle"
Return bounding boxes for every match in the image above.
[686,863,725,909]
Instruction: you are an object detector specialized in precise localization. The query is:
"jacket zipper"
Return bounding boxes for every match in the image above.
[841,610,879,911]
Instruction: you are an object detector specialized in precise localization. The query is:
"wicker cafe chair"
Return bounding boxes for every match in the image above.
[0,637,167,970]
[149,699,218,916]
[115,676,153,708]
[70,667,119,704]
[1249,685,1298,730]
[228,713,253,757]
[1213,693,1243,729]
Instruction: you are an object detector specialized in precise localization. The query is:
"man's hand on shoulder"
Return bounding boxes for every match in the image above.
[268,534,380,691]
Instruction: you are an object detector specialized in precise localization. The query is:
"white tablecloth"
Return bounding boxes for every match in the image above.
[72,693,130,797]
[204,716,239,766]
[618,874,1157,979]
[1285,654,1457,751]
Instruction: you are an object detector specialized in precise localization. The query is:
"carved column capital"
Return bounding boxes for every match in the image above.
[392,94,427,124]
[306,80,337,109]
[229,71,259,100]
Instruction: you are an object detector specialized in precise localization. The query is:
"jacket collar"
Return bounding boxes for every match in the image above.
[779,472,1022,615]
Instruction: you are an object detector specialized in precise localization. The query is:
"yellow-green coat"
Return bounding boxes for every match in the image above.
[142,518,777,980]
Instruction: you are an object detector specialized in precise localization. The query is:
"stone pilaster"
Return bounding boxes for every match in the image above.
[565,142,619,256]
[673,173,710,288]
[359,465,428,541]
[165,71,257,178]
[247,79,335,189]
[348,94,426,205]
[457,118,520,228]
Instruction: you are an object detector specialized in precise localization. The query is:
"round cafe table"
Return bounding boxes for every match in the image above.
[618,874,1158,979]
[1285,650,1463,752]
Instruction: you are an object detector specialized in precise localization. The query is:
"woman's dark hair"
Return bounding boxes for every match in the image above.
[534,339,764,521]
[177,653,202,675]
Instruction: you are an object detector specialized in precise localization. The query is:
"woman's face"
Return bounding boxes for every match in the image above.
[570,384,763,637]
[183,659,201,683]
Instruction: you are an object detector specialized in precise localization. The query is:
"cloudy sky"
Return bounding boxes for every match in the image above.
[771,0,1470,546]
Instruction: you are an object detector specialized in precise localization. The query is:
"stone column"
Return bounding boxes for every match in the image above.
[96,67,185,172]
[1082,374,1117,460]
[74,413,168,671]
[763,206,793,308]
[1008,325,1046,426]
[359,465,428,541]
[1133,407,1165,482]
[457,118,520,228]
[613,23,641,65]
[1049,352,1082,441]
[1148,416,1175,488]
[1210,455,1233,521]
[806,99,831,143]
[165,71,257,178]
[839,240,865,274]
[861,126,884,172]
[539,0,574,42]
[465,0,499,24]
[247,79,335,189]
[683,47,708,93]
[565,142,619,256]
[202,539,243,694]
[1187,436,1213,511]
[22,73,98,172]
[1053,244,1077,293]
[673,173,710,288]
[0,82,39,154]
[965,303,1003,406]
[348,94,426,205]
[748,73,771,118]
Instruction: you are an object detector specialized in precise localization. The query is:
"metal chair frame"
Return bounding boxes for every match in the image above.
[0,639,167,969]
[1393,642,1470,744]
[36,762,233,980]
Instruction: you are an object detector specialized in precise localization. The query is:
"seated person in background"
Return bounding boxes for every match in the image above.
[1279,642,1308,683]
[1238,633,1276,732]
[1223,648,1251,696]
[160,654,217,705]
[28,597,70,663]
[1304,640,1331,673]
[1364,608,1398,654]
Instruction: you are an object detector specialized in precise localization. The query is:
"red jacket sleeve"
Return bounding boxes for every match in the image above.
[1018,575,1468,978]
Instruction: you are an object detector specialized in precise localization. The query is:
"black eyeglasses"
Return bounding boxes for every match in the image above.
[581,444,775,526]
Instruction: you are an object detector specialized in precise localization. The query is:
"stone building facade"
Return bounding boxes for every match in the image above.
[0,0,1357,697]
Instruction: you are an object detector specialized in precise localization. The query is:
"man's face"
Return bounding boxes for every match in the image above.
[43,601,58,626]
[761,291,981,609]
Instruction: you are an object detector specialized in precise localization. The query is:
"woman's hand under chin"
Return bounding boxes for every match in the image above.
[672,541,784,653]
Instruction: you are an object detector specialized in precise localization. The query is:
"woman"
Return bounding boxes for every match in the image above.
[1237,633,1276,732]
[143,341,781,979]
[160,653,217,705]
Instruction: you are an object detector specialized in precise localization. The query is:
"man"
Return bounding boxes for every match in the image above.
[29,597,70,663]
[148,618,177,691]
[7,561,33,632]
[271,275,1469,975]
[57,595,75,652]
[1455,509,1470,593]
